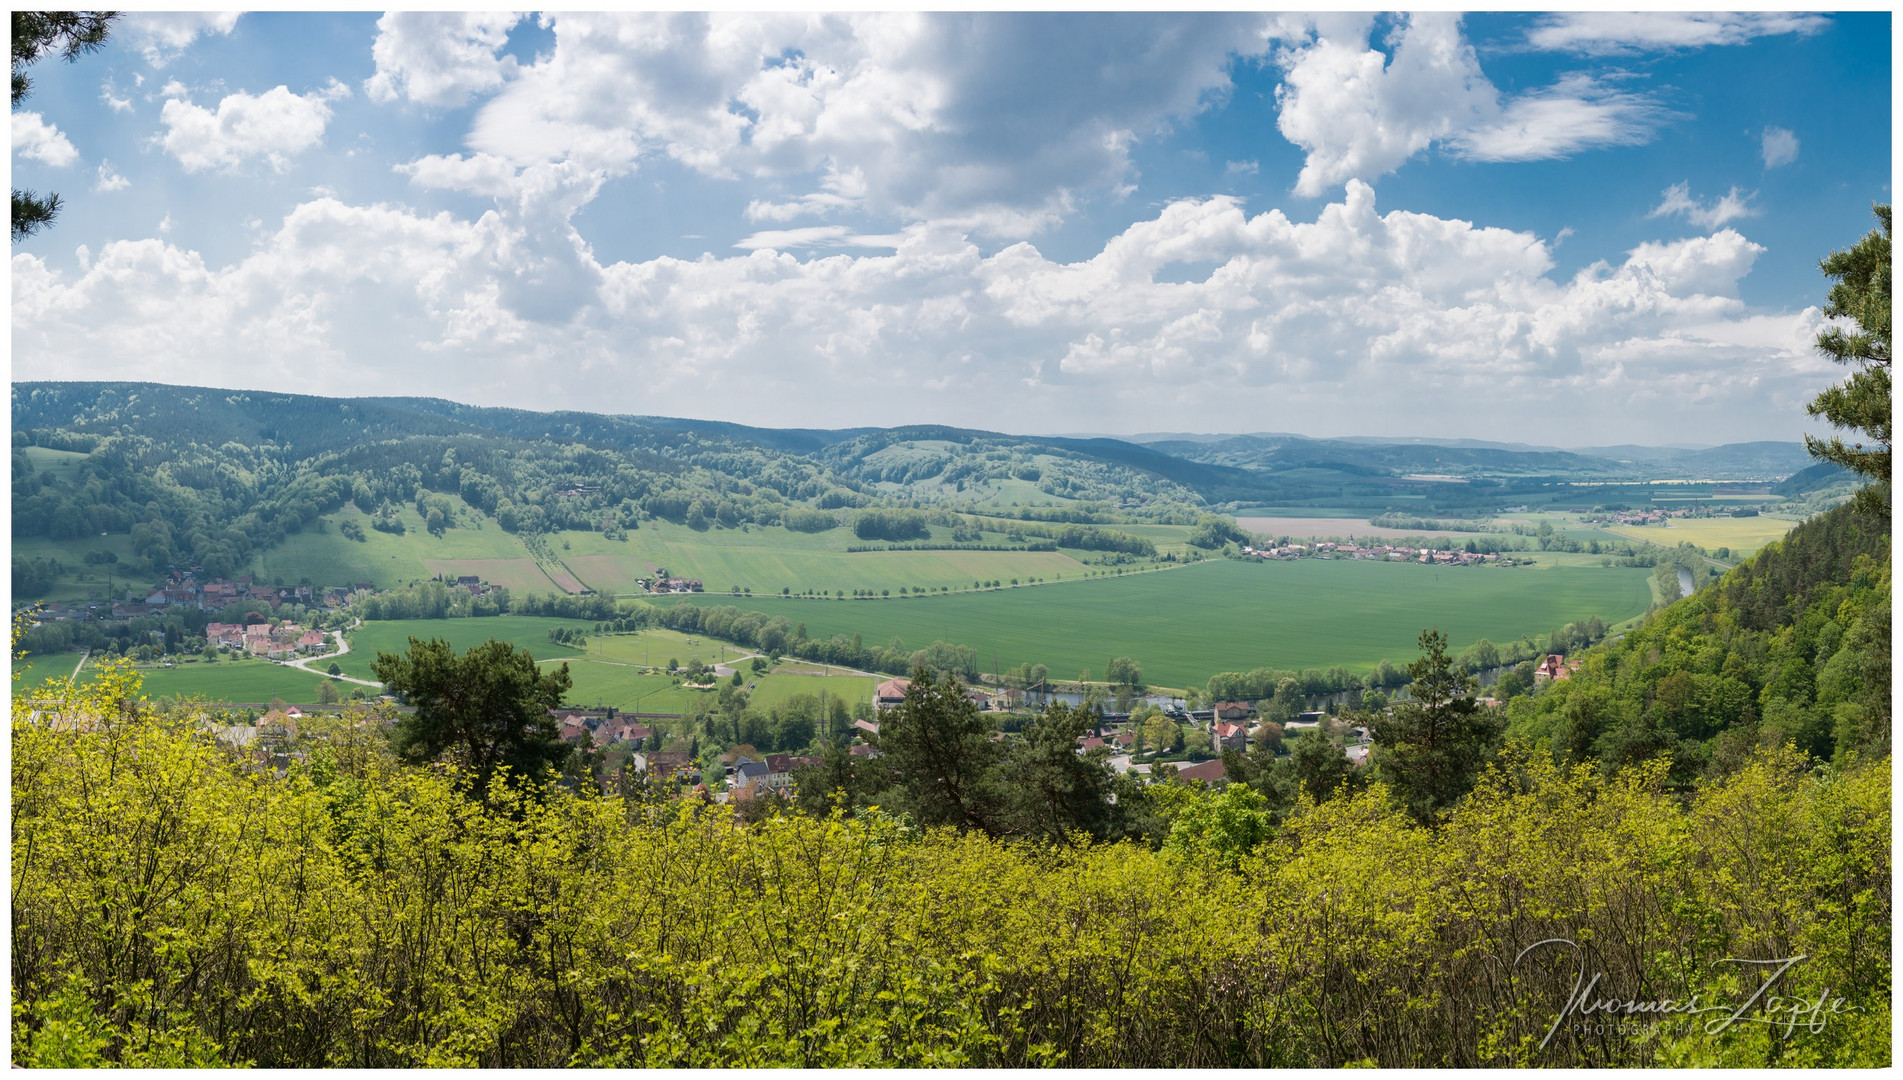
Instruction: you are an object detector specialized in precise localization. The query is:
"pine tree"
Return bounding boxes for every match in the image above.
[12,12,119,242]
[1372,629,1502,825]
[1807,203,1891,516]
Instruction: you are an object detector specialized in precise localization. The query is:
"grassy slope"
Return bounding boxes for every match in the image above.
[12,534,141,604]
[248,503,541,590]
[652,556,1654,688]
[18,446,88,482]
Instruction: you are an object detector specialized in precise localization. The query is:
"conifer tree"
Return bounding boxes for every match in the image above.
[1807,203,1891,516]
[12,12,118,242]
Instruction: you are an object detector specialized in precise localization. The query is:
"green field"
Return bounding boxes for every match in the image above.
[248,502,540,590]
[553,664,708,714]
[19,446,89,483]
[1602,516,1800,557]
[586,628,755,669]
[554,520,1096,596]
[13,651,337,704]
[335,621,770,713]
[12,534,140,604]
[652,556,1655,688]
[334,615,600,680]
[11,650,88,688]
[746,671,878,712]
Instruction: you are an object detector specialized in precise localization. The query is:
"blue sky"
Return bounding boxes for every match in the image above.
[10,11,1892,446]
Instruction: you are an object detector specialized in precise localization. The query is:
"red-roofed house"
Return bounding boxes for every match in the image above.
[1173,758,1226,786]
[874,678,911,710]
[1533,654,1577,684]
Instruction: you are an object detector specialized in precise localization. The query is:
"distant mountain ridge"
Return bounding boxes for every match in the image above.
[14,381,1821,523]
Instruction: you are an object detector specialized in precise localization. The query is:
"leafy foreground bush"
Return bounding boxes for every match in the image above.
[11,676,1889,1066]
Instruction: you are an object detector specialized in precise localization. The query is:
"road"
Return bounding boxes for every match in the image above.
[280,626,384,688]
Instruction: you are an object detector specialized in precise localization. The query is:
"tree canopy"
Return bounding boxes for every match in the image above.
[372,636,573,794]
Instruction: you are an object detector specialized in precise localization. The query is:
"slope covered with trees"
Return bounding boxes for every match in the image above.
[1504,498,1889,779]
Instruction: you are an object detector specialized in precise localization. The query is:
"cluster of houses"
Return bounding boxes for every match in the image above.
[204,620,330,660]
[551,707,655,747]
[1240,541,1502,566]
[29,570,363,627]
[1584,507,1694,527]
[447,574,507,598]
[143,569,357,614]
[1067,699,1388,788]
[639,577,705,593]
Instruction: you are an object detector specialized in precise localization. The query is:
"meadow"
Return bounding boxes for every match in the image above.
[18,446,89,483]
[13,534,140,604]
[13,650,337,705]
[249,502,542,590]
[542,660,875,716]
[554,519,1096,595]
[333,615,600,680]
[650,556,1655,688]
[1600,515,1800,557]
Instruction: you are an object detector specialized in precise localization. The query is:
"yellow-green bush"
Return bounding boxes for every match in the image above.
[11,670,1889,1067]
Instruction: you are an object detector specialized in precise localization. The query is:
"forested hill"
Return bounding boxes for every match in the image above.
[1505,498,1891,778]
[12,380,1836,586]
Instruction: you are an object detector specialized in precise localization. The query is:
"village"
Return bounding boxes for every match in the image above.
[1239,539,1507,565]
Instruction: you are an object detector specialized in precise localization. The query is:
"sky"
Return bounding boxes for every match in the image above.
[9,10,1893,447]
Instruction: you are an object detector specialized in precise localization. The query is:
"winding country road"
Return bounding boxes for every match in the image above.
[280,626,383,688]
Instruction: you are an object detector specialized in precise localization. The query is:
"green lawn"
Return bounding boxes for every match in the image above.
[652,556,1655,688]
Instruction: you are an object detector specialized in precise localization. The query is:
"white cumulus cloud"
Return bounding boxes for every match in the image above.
[451,12,1271,237]
[11,180,1821,445]
[1274,15,1672,196]
[365,12,525,108]
[1648,182,1759,230]
[120,12,241,67]
[159,82,346,173]
[13,111,79,166]
[94,161,129,192]
[1761,126,1800,168]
